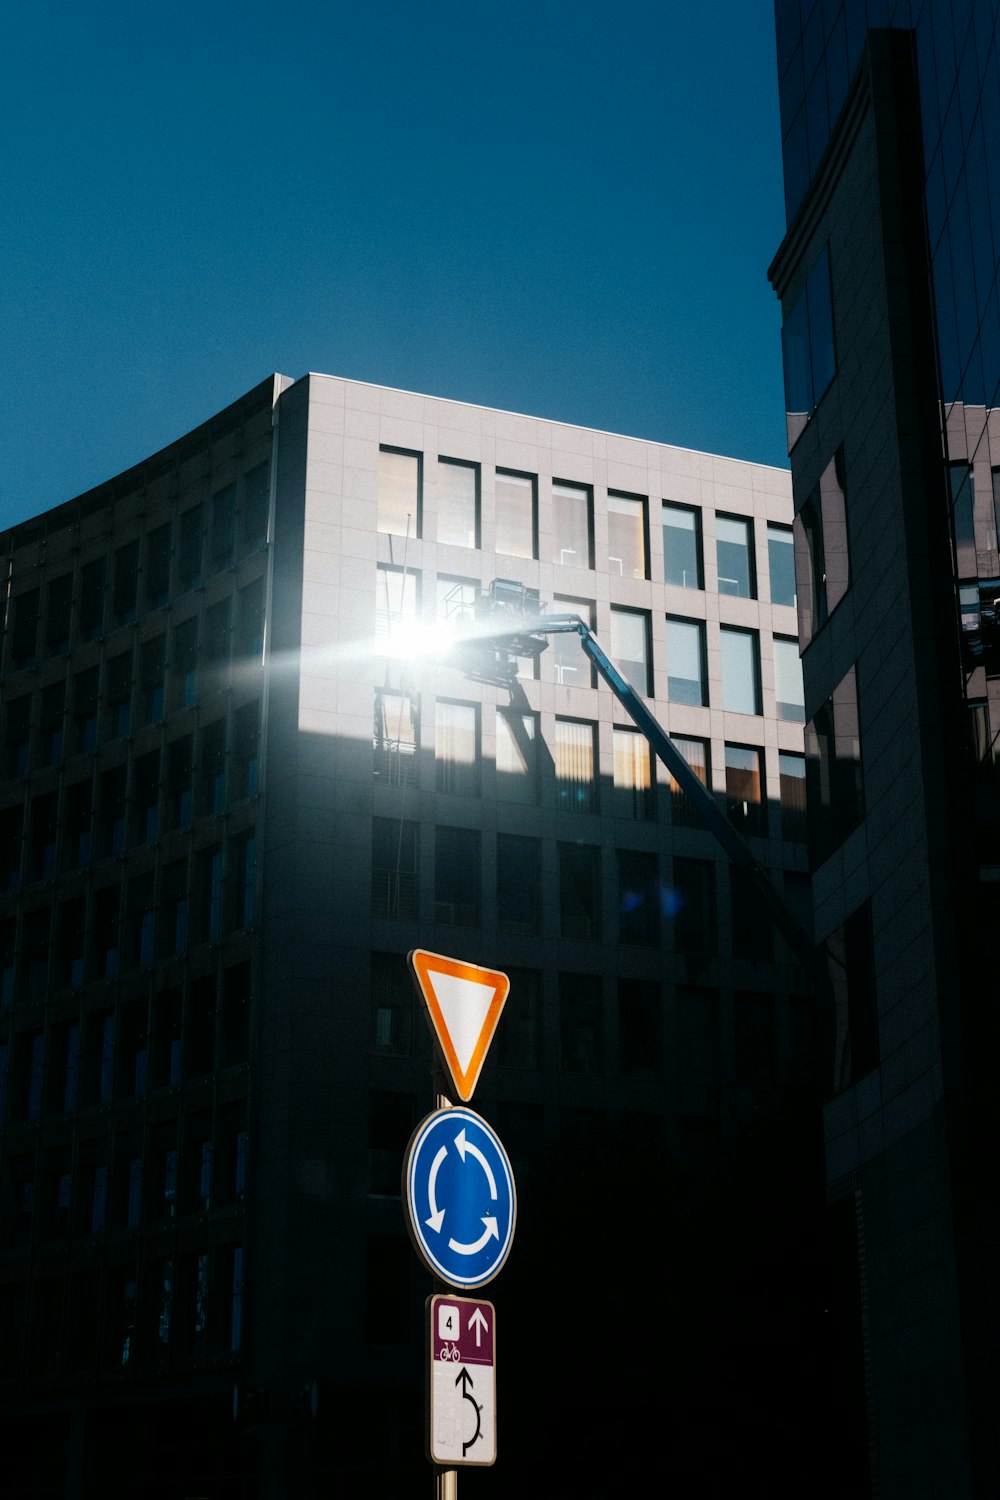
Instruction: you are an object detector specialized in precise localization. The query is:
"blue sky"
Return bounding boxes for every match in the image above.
[2,1,788,531]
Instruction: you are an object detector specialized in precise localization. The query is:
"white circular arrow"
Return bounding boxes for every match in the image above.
[448,1216,500,1256]
[424,1144,448,1233]
[454,1128,498,1199]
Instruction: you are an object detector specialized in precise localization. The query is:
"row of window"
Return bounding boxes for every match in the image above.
[0,704,260,890]
[1,835,256,1006]
[377,445,798,604]
[371,819,807,957]
[3,587,264,779]
[376,690,807,833]
[0,1243,245,1381]
[377,568,806,717]
[0,966,250,1127]
[2,464,270,672]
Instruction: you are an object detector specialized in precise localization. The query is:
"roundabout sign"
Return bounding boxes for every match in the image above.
[404,1106,516,1289]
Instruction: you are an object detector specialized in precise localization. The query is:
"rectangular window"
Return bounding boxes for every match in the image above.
[437,458,479,548]
[558,842,601,940]
[672,858,715,957]
[716,514,755,598]
[79,558,106,639]
[178,505,204,589]
[211,485,236,569]
[372,818,419,920]
[370,953,413,1056]
[378,447,422,538]
[368,1091,416,1195]
[145,523,171,609]
[549,597,595,686]
[237,577,265,662]
[435,826,480,927]
[11,589,39,667]
[794,449,849,640]
[677,987,719,1101]
[734,992,774,1086]
[496,834,541,935]
[607,492,647,579]
[139,637,166,726]
[496,968,542,1069]
[374,690,418,788]
[730,867,773,962]
[133,751,160,844]
[618,979,661,1075]
[725,744,765,836]
[551,482,593,568]
[73,667,99,754]
[806,664,864,865]
[172,617,199,710]
[613,729,654,820]
[720,627,761,714]
[46,574,72,654]
[113,541,139,626]
[199,719,226,816]
[767,524,796,607]
[559,973,602,1072]
[665,617,707,706]
[197,848,223,943]
[782,245,836,449]
[166,735,194,831]
[555,718,597,813]
[610,607,651,695]
[375,565,419,651]
[40,681,65,765]
[779,751,808,842]
[774,637,805,722]
[495,708,538,803]
[495,470,536,559]
[107,651,132,738]
[825,901,878,1095]
[435,701,479,797]
[5,694,30,777]
[243,462,270,551]
[668,735,709,829]
[617,850,660,947]
[662,503,703,589]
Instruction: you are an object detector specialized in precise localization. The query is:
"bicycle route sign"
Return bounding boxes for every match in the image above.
[427,1294,497,1467]
[404,1106,516,1289]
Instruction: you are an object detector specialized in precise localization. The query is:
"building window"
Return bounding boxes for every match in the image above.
[672,858,715,957]
[434,827,480,927]
[233,703,260,799]
[199,719,226,815]
[794,449,849,640]
[375,565,419,651]
[617,849,660,947]
[107,652,133,738]
[79,558,106,639]
[667,735,709,829]
[244,462,270,551]
[437,458,479,548]
[720,627,761,714]
[496,834,541,935]
[371,953,413,1055]
[237,577,265,662]
[618,979,661,1075]
[434,701,479,797]
[724,744,765,835]
[496,708,538,803]
[555,718,597,813]
[133,751,160,844]
[211,485,236,570]
[677,987,719,1106]
[46,574,72,655]
[662,503,703,589]
[824,901,878,1095]
[665,617,707,706]
[730,867,773,962]
[607,492,647,578]
[129,874,156,969]
[374,690,418,788]
[779,752,808,842]
[91,886,120,981]
[368,1092,416,1195]
[774,637,805,722]
[172,617,199,710]
[781,245,836,448]
[11,589,39,667]
[72,667,99,754]
[716,515,755,598]
[551,482,593,568]
[178,505,204,590]
[806,664,864,865]
[496,968,542,1069]
[113,542,139,626]
[549,597,595,686]
[138,636,166,726]
[610,607,651,695]
[40,681,65,765]
[0,806,22,891]
[613,728,654,820]
[372,818,419,920]
[559,973,602,1072]
[495,470,537,559]
[145,523,172,609]
[767,524,796,607]
[558,842,601,940]
[5,694,30,777]
[378,447,422,538]
[734,992,774,1087]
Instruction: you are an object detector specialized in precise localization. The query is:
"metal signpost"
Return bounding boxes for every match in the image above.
[403,950,515,1494]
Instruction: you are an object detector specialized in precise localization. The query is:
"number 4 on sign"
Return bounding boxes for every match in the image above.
[408,951,510,1102]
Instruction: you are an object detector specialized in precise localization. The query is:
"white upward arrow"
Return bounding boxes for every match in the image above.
[468,1307,489,1346]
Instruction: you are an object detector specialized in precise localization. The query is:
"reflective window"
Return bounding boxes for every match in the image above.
[774,638,805,723]
[551,483,593,568]
[378,447,422,538]
[716,515,755,598]
[496,709,538,803]
[666,618,707,706]
[794,450,849,640]
[558,845,601,941]
[375,566,418,650]
[555,718,597,813]
[672,858,715,957]
[613,729,654,821]
[607,493,647,578]
[371,818,419,921]
[779,752,807,842]
[724,744,765,836]
[782,246,836,448]
[950,463,975,575]
[437,459,479,548]
[617,850,660,947]
[371,953,413,1056]
[662,504,703,589]
[495,470,536,559]
[610,607,651,695]
[767,524,796,607]
[435,827,480,927]
[497,835,541,935]
[559,972,602,1069]
[720,628,761,715]
[374,690,418,788]
[435,701,479,796]
[806,664,864,866]
[668,735,709,829]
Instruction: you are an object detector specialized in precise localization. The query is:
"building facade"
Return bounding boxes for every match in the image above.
[770,3,1000,1495]
[0,374,821,1495]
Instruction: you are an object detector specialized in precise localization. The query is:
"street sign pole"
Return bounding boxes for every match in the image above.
[433,1078,457,1500]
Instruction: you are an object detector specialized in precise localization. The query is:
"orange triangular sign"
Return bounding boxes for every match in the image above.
[408,950,510,1102]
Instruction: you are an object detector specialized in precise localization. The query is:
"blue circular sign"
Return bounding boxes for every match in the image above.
[404,1107,517,1289]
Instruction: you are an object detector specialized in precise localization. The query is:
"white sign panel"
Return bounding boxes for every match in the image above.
[428,1295,497,1467]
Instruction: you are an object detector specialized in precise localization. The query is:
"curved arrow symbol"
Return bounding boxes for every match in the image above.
[454,1128,498,1199]
[424,1144,448,1233]
[448,1216,500,1256]
[456,1368,482,1456]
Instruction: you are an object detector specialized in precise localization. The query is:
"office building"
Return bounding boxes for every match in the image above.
[770,4,1000,1494]
[0,373,818,1494]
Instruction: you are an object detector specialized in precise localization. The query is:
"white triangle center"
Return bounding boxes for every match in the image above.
[428,972,496,1075]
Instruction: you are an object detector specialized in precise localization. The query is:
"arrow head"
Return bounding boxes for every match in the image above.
[456,1367,475,1393]
[482,1216,499,1242]
[425,1208,445,1233]
[454,1128,468,1159]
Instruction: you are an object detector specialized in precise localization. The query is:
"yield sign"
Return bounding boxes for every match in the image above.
[408,950,510,1102]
